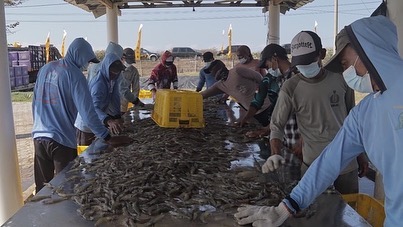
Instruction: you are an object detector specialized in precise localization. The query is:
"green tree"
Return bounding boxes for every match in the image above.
[4,0,24,33]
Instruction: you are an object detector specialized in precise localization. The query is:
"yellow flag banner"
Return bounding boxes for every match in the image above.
[61,30,67,58]
[227,24,232,59]
[135,24,143,61]
[45,32,50,63]
[221,29,225,53]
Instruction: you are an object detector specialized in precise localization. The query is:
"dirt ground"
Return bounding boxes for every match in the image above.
[12,102,34,195]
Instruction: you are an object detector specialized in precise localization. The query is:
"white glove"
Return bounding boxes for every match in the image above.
[262,154,285,173]
[234,203,291,227]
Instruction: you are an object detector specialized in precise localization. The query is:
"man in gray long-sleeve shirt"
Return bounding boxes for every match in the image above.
[119,48,145,113]
[263,31,368,194]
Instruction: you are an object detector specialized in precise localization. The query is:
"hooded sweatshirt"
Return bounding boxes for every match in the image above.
[286,16,403,226]
[148,51,178,90]
[87,41,123,83]
[75,53,122,133]
[32,38,109,148]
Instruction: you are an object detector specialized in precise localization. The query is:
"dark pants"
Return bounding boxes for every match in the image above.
[253,106,273,127]
[34,138,77,193]
[76,128,96,146]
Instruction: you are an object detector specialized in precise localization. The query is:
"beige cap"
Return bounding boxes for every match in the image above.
[324,28,351,73]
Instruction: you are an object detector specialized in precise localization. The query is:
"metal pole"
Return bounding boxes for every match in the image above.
[106,4,118,44]
[333,0,338,55]
[387,0,403,57]
[268,1,280,44]
[0,0,24,224]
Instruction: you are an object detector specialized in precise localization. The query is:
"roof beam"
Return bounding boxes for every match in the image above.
[98,0,113,9]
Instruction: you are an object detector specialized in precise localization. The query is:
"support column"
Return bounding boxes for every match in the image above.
[387,0,403,57]
[268,1,280,45]
[106,4,118,44]
[0,0,24,224]
[333,0,338,55]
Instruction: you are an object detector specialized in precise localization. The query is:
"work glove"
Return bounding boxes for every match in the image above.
[234,203,291,227]
[262,154,285,173]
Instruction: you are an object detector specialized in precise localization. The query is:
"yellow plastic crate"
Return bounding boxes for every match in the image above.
[127,90,152,109]
[139,89,152,99]
[342,193,385,227]
[152,89,204,128]
[77,146,88,155]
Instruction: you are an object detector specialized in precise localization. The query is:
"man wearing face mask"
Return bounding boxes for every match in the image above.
[148,50,178,101]
[262,31,368,192]
[235,16,402,227]
[86,41,124,83]
[200,60,271,126]
[235,45,266,76]
[196,52,216,92]
[32,38,132,193]
[239,44,298,140]
[75,53,127,146]
[119,48,145,114]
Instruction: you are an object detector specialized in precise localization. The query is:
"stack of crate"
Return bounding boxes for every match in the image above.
[8,51,30,88]
[28,45,46,72]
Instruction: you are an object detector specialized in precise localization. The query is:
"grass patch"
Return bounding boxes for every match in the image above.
[11,92,33,102]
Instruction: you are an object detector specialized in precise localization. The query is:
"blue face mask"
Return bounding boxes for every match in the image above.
[296,61,321,78]
[268,68,281,77]
[342,57,373,93]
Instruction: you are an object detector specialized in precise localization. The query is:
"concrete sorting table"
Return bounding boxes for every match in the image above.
[4,103,370,227]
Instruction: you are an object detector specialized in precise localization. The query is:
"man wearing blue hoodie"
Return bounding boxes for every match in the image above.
[75,53,126,145]
[235,16,403,227]
[32,38,132,193]
[86,41,124,83]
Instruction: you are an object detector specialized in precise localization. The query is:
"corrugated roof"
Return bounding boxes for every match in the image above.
[65,0,314,18]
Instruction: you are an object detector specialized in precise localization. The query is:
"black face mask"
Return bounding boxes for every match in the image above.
[165,61,173,67]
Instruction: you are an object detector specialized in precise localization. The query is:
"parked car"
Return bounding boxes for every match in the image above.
[217,45,244,56]
[171,47,202,58]
[140,48,160,61]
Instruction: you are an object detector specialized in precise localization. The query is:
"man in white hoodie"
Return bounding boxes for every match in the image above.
[235,15,403,227]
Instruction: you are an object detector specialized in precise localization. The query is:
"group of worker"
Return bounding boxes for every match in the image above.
[231,16,402,227]
[31,15,402,226]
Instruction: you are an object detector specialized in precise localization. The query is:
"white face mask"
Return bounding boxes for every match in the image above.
[296,61,321,78]
[239,58,247,64]
[342,57,373,93]
[123,62,131,68]
[268,68,281,77]
[205,62,211,68]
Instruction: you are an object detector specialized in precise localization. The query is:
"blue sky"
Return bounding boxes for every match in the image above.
[5,0,380,52]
